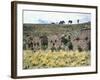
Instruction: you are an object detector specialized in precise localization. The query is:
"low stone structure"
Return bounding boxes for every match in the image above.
[23,28,91,52]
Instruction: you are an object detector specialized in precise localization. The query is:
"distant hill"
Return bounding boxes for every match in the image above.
[23,22,90,38]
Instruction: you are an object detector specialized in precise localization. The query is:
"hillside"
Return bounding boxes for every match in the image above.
[23,22,91,39]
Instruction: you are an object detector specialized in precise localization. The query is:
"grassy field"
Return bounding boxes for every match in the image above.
[23,50,90,69]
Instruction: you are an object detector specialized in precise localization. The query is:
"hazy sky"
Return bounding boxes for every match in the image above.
[23,10,91,24]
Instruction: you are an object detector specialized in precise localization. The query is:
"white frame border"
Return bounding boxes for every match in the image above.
[16,3,97,77]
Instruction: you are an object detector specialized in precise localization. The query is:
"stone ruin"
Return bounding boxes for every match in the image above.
[23,28,91,52]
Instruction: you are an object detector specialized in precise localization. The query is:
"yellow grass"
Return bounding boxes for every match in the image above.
[23,50,90,69]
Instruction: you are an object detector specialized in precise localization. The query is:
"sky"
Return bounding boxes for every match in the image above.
[23,10,91,24]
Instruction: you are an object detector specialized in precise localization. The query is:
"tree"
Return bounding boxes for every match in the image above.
[59,21,65,24]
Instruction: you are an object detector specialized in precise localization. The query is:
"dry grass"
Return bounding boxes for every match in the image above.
[23,50,90,69]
